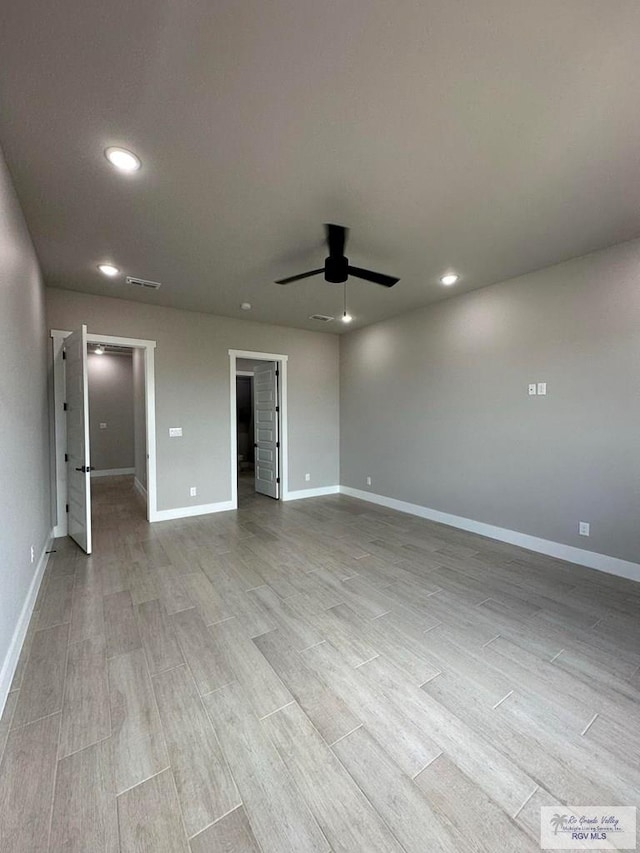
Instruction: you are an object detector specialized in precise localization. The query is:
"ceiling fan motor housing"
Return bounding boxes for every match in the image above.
[325,255,349,283]
[275,224,398,287]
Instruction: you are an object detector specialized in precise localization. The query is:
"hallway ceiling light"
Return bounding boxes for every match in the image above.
[94,345,105,355]
[97,263,120,277]
[342,312,353,323]
[240,302,252,310]
[104,147,141,173]
[440,272,459,286]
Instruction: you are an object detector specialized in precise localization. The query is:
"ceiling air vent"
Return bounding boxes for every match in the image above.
[126,276,162,290]
[309,314,334,322]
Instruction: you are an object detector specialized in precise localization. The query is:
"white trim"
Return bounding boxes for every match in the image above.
[152,500,235,522]
[91,467,135,478]
[230,349,288,363]
[283,485,340,502]
[0,530,53,717]
[236,370,254,377]
[134,477,148,499]
[143,343,158,522]
[51,329,158,528]
[51,330,157,350]
[338,486,640,584]
[228,349,289,507]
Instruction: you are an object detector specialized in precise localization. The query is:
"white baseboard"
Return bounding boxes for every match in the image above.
[91,467,135,478]
[283,485,340,502]
[133,477,148,499]
[339,486,640,584]
[151,500,236,522]
[0,529,54,718]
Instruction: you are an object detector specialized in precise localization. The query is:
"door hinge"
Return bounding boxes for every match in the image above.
[63,402,68,411]
[64,453,68,462]
[275,368,279,377]
[62,350,66,360]
[276,441,279,448]
[65,503,69,513]
[275,406,279,412]
[276,477,280,484]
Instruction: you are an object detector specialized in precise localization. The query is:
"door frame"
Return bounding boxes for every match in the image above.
[229,349,289,507]
[51,329,158,534]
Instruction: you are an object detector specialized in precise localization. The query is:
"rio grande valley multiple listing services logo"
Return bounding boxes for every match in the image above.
[540,806,636,849]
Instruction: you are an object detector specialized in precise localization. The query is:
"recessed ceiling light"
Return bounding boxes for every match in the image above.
[104,147,141,173]
[440,273,459,286]
[342,311,353,324]
[97,263,120,277]
[94,345,105,355]
[240,302,252,311]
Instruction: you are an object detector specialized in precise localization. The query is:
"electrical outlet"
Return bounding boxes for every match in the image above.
[169,427,183,437]
[579,521,590,536]
[190,486,197,497]
[537,382,547,395]
[304,473,311,482]
[366,476,372,486]
[528,384,537,395]
[99,422,107,430]
[30,545,35,564]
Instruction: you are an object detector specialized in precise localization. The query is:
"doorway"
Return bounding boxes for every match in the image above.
[51,327,158,552]
[229,349,289,507]
[86,341,146,533]
[236,369,255,502]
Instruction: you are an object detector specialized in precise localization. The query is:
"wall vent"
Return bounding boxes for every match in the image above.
[126,276,162,290]
[309,314,334,322]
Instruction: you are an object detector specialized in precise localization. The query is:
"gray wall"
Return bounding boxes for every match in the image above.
[132,348,147,489]
[0,146,51,692]
[88,352,134,471]
[46,289,340,509]
[340,238,640,564]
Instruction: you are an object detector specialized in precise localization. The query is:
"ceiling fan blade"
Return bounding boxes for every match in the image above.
[325,223,348,258]
[275,268,324,285]
[348,266,399,287]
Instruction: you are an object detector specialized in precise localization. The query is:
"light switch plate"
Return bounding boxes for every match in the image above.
[537,382,547,395]
[169,427,183,437]
[579,521,590,536]
[99,422,107,429]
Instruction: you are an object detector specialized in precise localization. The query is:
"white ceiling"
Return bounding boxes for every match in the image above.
[2,0,640,333]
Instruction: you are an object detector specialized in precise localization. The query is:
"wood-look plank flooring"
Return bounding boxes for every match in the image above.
[0,473,639,851]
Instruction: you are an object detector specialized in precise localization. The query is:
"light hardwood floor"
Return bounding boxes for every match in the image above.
[1,475,639,851]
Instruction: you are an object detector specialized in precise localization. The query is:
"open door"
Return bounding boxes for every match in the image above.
[253,361,279,498]
[65,325,92,553]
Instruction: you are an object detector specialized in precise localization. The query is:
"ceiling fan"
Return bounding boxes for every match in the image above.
[275,224,399,287]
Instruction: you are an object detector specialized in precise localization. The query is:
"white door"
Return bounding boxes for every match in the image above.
[65,325,92,553]
[253,361,279,498]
